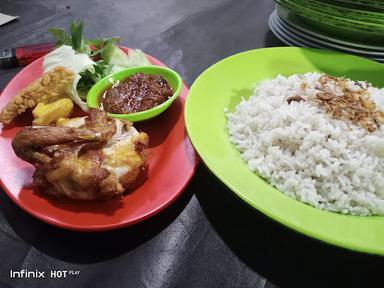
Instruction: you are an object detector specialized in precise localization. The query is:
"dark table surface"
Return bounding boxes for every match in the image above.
[1,1,383,287]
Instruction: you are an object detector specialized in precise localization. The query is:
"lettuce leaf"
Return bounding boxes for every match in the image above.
[43,45,95,111]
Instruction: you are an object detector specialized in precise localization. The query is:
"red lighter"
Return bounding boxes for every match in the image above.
[0,43,54,68]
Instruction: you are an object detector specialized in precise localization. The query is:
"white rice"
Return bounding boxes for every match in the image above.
[226,73,384,216]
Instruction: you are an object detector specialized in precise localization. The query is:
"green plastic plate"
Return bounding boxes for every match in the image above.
[185,47,384,255]
[276,2,384,44]
[287,0,384,23]
[330,0,384,11]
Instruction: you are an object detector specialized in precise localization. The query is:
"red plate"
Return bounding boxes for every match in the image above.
[0,48,198,231]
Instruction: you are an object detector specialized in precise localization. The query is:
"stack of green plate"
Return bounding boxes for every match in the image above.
[269,0,384,61]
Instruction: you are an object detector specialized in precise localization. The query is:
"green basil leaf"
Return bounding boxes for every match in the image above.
[48,28,72,46]
[71,20,84,52]
[70,21,77,35]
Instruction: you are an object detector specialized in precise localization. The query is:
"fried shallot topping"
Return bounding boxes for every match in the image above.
[312,75,383,132]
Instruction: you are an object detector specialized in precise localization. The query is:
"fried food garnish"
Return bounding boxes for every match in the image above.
[313,75,383,132]
[0,66,74,124]
[32,98,74,125]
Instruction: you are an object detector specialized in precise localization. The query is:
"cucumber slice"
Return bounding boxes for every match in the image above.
[101,43,151,72]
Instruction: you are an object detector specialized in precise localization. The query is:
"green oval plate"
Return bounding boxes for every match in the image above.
[185,47,384,255]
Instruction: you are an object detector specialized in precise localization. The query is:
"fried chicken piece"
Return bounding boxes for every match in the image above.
[0,66,74,124]
[12,109,148,200]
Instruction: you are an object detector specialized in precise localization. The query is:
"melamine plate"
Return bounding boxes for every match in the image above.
[276,3,384,44]
[274,11,384,57]
[269,12,384,62]
[185,47,384,255]
[0,47,198,231]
